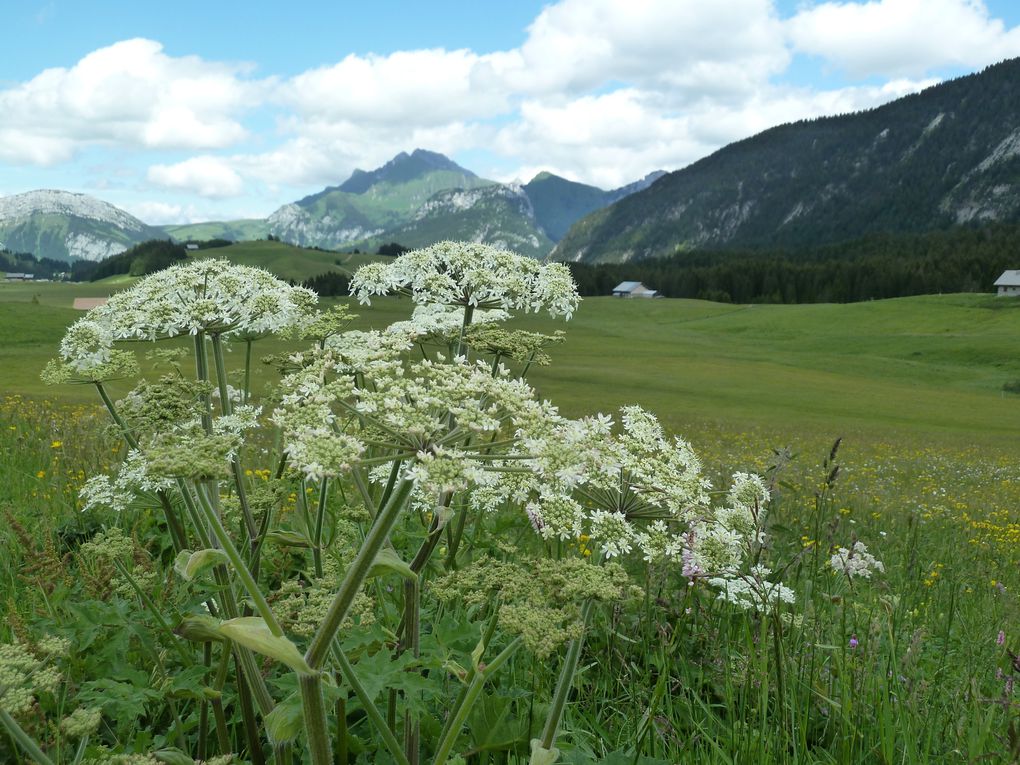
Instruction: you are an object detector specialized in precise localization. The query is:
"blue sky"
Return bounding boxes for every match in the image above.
[3,0,1020,224]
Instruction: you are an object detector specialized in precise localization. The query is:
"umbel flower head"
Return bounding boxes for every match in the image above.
[56,259,317,373]
[349,241,581,319]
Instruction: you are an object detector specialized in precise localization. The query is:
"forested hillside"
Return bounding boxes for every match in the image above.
[555,58,1020,263]
[568,224,1019,302]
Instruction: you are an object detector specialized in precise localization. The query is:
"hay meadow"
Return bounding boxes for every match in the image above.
[2,274,1019,764]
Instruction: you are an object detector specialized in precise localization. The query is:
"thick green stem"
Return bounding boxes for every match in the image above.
[192,479,284,636]
[539,600,595,750]
[306,477,414,668]
[236,655,267,765]
[211,332,258,545]
[432,637,523,765]
[243,338,253,405]
[300,478,414,765]
[331,640,409,765]
[453,303,475,359]
[300,674,333,765]
[436,604,501,748]
[312,478,329,578]
[95,381,138,449]
[335,693,348,765]
[403,577,421,765]
[194,333,213,433]
[0,708,55,765]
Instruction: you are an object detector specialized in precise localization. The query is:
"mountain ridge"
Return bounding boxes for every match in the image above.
[0,153,662,263]
[552,58,1020,263]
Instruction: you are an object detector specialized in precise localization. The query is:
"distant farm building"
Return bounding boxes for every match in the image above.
[994,270,1020,296]
[612,281,660,298]
[186,243,200,251]
[4,273,34,281]
[72,298,109,310]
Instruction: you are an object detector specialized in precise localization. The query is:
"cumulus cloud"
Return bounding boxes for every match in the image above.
[0,38,261,165]
[148,156,245,198]
[788,0,1020,77]
[3,0,1017,213]
[121,200,199,225]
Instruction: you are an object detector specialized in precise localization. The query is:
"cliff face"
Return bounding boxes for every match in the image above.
[0,190,165,262]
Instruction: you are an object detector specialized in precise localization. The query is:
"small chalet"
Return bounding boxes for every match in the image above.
[185,243,200,251]
[4,273,34,281]
[994,270,1020,296]
[611,281,659,298]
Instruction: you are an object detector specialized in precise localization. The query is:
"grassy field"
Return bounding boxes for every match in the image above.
[193,240,383,282]
[3,282,1020,763]
[6,282,1019,442]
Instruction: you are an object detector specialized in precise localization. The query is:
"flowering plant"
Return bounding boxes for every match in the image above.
[26,243,785,765]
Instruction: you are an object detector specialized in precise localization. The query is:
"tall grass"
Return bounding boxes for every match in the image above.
[2,394,1017,763]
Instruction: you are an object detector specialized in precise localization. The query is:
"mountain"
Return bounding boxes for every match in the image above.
[163,219,269,242]
[0,190,165,262]
[552,58,1020,263]
[267,149,493,248]
[266,149,660,256]
[523,171,667,241]
[346,184,554,259]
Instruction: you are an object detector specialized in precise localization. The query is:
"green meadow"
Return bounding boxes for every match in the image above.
[6,280,1019,444]
[2,277,1020,763]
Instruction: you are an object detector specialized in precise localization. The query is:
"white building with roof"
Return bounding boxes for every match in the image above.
[994,270,1020,296]
[611,281,660,298]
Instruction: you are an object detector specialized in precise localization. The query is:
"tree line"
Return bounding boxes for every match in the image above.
[564,224,1020,303]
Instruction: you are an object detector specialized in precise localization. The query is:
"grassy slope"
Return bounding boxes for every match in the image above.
[7,282,1018,449]
[162,219,269,241]
[195,240,383,282]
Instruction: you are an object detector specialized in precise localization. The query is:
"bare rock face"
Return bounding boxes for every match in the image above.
[0,190,163,262]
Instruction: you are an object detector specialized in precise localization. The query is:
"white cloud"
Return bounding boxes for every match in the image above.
[148,156,245,198]
[121,200,195,225]
[2,0,1016,215]
[787,0,1020,77]
[0,39,260,165]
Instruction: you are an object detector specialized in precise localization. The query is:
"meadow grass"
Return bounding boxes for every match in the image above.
[1,287,1019,763]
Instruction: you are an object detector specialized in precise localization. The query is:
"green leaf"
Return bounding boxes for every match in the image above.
[174,615,225,643]
[468,693,522,753]
[471,627,487,673]
[265,530,314,548]
[173,548,229,580]
[530,739,560,765]
[154,749,194,765]
[265,690,305,744]
[367,547,415,581]
[217,617,316,676]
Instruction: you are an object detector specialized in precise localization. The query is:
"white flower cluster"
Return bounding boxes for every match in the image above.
[272,334,544,483]
[349,241,580,319]
[385,303,511,342]
[829,541,885,579]
[708,566,797,612]
[79,448,178,513]
[58,259,316,373]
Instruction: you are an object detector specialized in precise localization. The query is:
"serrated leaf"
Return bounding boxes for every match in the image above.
[265,530,313,548]
[218,617,316,676]
[174,548,229,580]
[367,547,415,581]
